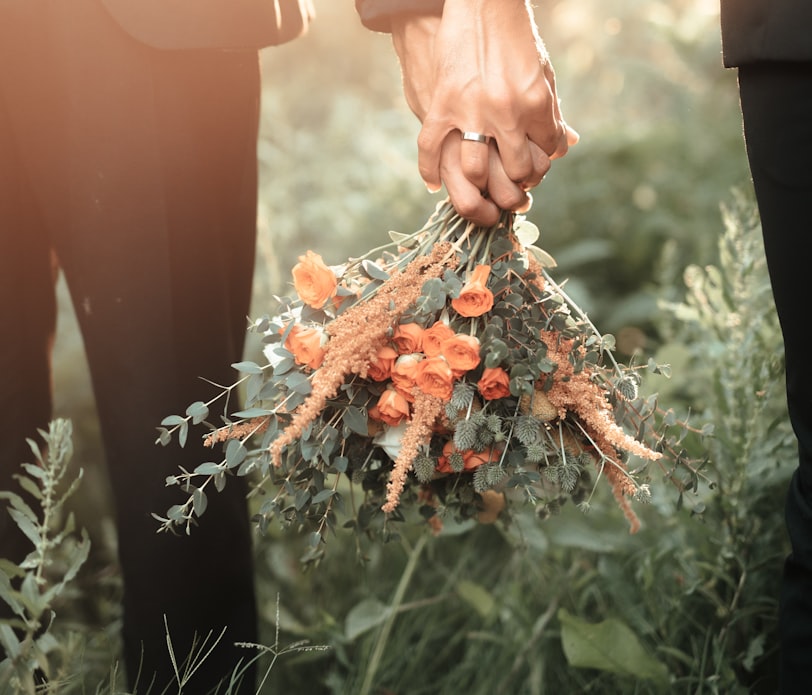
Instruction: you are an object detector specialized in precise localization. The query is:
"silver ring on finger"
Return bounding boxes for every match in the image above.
[461,131,491,145]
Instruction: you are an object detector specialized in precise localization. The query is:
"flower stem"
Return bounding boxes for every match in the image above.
[359,532,428,695]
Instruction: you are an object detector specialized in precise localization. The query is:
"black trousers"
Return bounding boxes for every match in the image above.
[0,1,259,691]
[739,62,812,695]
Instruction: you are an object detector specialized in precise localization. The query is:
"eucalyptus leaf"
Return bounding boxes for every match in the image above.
[527,245,558,269]
[193,488,208,517]
[225,440,248,469]
[343,406,368,437]
[178,422,189,449]
[231,360,263,375]
[513,217,540,247]
[312,489,335,504]
[361,259,390,281]
[194,462,224,476]
[185,401,209,425]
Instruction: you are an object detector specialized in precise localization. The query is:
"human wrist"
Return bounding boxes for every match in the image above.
[355,0,444,33]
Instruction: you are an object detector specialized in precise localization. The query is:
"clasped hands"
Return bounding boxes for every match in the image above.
[391,0,578,226]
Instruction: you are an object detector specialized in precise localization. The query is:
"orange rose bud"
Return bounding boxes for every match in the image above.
[371,388,411,427]
[441,334,481,377]
[415,355,455,401]
[368,345,398,382]
[392,322,425,354]
[284,324,327,370]
[451,264,494,317]
[423,320,456,357]
[292,250,337,309]
[391,353,422,401]
[436,441,500,473]
[477,367,511,401]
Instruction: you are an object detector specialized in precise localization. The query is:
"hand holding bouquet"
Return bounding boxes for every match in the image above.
[156,200,705,563]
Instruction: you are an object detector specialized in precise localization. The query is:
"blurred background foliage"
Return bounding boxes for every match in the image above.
[34,0,792,692]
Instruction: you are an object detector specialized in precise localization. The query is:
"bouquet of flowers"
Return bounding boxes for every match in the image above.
[156,199,705,562]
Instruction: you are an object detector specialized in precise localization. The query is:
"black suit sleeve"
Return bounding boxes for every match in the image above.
[355,0,444,32]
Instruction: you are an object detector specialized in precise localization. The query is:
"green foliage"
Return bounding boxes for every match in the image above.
[0,419,93,693]
[247,193,789,695]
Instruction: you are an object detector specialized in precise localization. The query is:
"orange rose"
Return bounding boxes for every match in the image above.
[393,323,425,354]
[370,388,411,426]
[284,324,327,370]
[441,334,481,377]
[436,441,501,473]
[451,264,494,317]
[292,250,337,309]
[391,353,422,401]
[423,321,456,357]
[367,345,398,382]
[415,355,455,401]
[477,367,511,401]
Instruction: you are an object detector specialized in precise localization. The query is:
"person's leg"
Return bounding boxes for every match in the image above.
[0,1,260,690]
[739,61,812,695]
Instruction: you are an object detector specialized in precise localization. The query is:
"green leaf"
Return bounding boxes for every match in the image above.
[286,372,312,395]
[558,608,669,684]
[361,259,390,281]
[0,624,21,658]
[155,427,172,446]
[231,408,272,419]
[62,530,91,584]
[160,414,186,427]
[513,217,540,247]
[388,230,419,248]
[194,462,223,476]
[332,456,348,474]
[193,488,208,517]
[178,422,189,449]
[343,406,368,436]
[185,401,209,425]
[345,598,390,641]
[456,580,495,620]
[0,571,23,617]
[231,360,263,375]
[8,509,40,548]
[527,245,558,268]
[225,440,248,469]
[312,489,335,504]
[20,463,46,481]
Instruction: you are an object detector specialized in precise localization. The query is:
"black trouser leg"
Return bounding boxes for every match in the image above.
[0,1,261,690]
[739,61,812,695]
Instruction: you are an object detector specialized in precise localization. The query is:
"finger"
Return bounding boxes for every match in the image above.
[550,124,580,160]
[417,117,453,192]
[518,141,551,190]
[459,131,492,192]
[492,130,536,184]
[526,62,567,156]
[440,134,501,227]
[485,142,530,213]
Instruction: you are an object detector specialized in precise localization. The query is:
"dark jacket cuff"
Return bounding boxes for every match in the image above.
[355,0,445,33]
